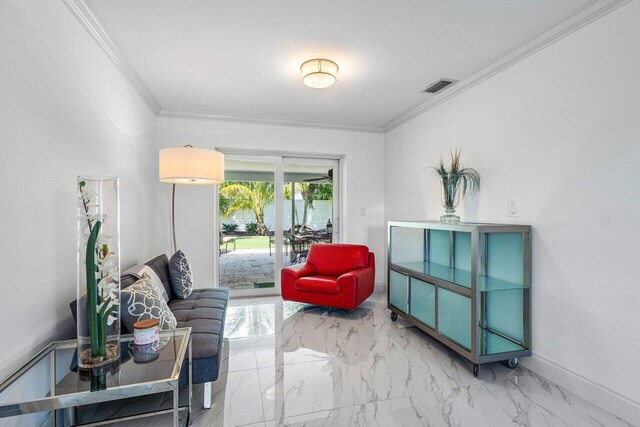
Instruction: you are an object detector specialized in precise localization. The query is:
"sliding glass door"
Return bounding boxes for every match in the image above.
[215,154,339,297]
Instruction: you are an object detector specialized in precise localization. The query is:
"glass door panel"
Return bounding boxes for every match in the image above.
[410,278,435,328]
[389,270,409,314]
[283,158,339,266]
[218,155,279,296]
[438,288,471,349]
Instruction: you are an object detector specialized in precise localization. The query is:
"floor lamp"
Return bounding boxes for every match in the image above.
[159,145,224,253]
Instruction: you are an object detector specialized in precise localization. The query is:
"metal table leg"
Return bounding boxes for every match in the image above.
[173,382,179,427]
[51,352,56,427]
[188,337,192,425]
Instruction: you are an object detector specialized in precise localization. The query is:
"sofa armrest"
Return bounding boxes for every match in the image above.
[282,262,316,283]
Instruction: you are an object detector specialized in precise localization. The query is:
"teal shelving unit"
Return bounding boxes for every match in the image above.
[387,221,531,376]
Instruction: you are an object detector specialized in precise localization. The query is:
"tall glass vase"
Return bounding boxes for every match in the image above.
[77,176,121,369]
[440,174,461,223]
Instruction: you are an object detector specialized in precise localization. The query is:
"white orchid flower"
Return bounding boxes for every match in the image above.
[107,315,118,326]
[98,278,117,293]
[97,260,112,271]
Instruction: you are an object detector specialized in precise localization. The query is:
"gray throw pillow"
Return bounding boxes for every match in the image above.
[169,250,193,299]
[121,274,177,331]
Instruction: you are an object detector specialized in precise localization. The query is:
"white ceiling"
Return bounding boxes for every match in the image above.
[86,0,590,130]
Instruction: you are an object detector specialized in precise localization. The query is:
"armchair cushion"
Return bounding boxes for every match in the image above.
[306,244,369,276]
[294,276,341,294]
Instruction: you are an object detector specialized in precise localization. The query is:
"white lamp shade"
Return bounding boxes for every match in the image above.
[159,147,224,185]
[300,59,338,89]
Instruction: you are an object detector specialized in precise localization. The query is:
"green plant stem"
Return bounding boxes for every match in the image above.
[96,299,112,356]
[86,221,102,357]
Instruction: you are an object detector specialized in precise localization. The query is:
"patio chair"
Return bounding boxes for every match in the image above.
[219,231,236,255]
[287,234,311,264]
[268,231,290,256]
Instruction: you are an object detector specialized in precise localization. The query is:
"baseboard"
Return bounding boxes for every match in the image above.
[522,354,640,425]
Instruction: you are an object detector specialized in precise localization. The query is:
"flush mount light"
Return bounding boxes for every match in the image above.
[300,59,339,89]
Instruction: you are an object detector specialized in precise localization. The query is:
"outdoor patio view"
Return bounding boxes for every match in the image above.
[219,179,333,291]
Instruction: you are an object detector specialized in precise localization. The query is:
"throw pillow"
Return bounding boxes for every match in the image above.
[169,250,193,299]
[121,274,177,332]
[123,264,169,303]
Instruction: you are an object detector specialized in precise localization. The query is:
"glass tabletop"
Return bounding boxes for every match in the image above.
[0,328,191,416]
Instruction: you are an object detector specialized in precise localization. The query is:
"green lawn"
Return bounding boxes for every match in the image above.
[231,236,271,250]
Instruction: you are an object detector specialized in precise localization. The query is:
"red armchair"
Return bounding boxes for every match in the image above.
[281,244,375,310]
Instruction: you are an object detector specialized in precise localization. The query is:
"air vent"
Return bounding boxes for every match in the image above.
[424,78,457,94]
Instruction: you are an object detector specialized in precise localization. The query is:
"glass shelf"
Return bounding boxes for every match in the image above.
[391,262,527,292]
[482,328,525,355]
[479,276,527,292]
[393,261,471,289]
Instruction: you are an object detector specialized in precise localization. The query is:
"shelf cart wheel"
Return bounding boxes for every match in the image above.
[473,363,479,377]
[504,358,519,369]
[390,311,398,321]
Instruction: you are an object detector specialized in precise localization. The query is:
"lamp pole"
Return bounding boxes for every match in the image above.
[171,183,177,252]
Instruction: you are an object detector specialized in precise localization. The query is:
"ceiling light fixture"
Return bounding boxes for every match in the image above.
[300,59,339,89]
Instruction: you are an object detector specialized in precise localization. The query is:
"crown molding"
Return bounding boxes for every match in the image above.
[62,0,161,115]
[383,0,632,133]
[159,109,385,134]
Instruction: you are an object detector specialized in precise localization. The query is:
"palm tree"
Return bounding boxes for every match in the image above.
[297,183,316,228]
[220,181,274,234]
[219,193,231,218]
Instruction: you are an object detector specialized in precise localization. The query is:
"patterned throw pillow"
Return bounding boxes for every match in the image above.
[169,250,193,299]
[122,264,169,303]
[121,274,177,331]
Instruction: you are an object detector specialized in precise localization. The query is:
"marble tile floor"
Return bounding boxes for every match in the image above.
[110,293,634,427]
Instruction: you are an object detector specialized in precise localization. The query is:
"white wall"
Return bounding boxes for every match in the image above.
[0,0,164,383]
[157,117,385,287]
[385,0,640,412]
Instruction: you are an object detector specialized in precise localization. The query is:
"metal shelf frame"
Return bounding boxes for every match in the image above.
[387,221,532,368]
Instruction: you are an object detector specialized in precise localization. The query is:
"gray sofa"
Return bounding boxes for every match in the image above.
[72,254,229,409]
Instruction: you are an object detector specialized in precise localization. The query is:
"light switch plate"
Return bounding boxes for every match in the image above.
[508,201,519,217]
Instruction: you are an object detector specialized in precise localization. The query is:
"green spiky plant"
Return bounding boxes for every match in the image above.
[429,149,480,221]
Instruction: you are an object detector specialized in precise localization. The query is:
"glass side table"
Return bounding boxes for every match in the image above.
[0,327,192,426]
